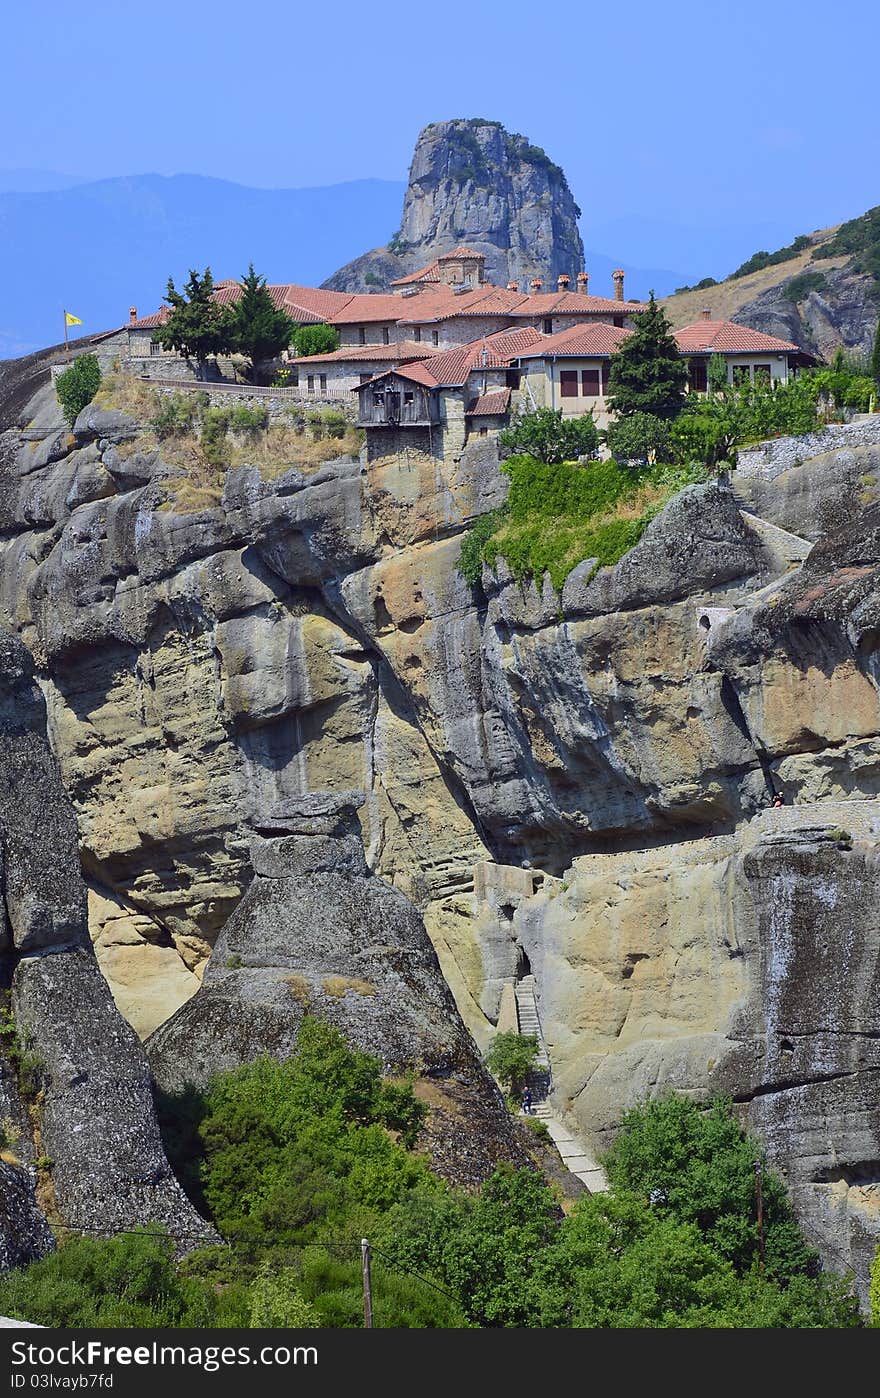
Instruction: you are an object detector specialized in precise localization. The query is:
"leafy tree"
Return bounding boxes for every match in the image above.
[484,1031,539,1098]
[230,264,296,380]
[291,323,340,358]
[606,293,688,419]
[671,396,746,471]
[872,317,880,389]
[602,1094,818,1283]
[55,354,100,425]
[499,407,599,464]
[708,353,729,394]
[605,411,673,464]
[154,268,235,378]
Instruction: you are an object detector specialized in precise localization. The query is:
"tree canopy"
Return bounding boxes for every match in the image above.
[291,323,341,358]
[154,267,235,376]
[499,406,599,463]
[230,264,296,378]
[606,293,688,419]
[55,354,100,425]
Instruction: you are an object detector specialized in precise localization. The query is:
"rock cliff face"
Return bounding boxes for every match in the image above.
[323,119,584,292]
[3,355,880,1296]
[0,625,214,1258]
[148,790,526,1186]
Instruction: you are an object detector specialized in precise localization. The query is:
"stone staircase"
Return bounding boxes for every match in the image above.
[515,975,608,1193]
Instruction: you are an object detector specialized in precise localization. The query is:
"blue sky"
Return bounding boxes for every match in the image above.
[3,0,877,274]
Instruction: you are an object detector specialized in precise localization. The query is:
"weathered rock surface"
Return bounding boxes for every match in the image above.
[4,357,880,1297]
[324,119,584,292]
[148,792,527,1187]
[0,625,214,1262]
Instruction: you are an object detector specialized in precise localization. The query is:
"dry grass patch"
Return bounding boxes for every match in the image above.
[321,975,377,999]
[284,973,312,1006]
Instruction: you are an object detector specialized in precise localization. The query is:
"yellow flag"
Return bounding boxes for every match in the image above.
[64,311,83,327]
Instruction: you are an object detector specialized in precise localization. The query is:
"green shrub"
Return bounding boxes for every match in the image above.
[458,509,507,586]
[151,392,196,437]
[199,407,231,469]
[606,411,673,464]
[291,324,340,358]
[248,1262,322,1327]
[731,234,811,280]
[228,404,269,434]
[55,355,101,425]
[783,271,828,303]
[320,408,347,440]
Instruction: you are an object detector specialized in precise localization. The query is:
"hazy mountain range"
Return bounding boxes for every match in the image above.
[0,168,810,359]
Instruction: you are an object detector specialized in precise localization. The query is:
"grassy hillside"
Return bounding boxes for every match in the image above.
[661,226,846,326]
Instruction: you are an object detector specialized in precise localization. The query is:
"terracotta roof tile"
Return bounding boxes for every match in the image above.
[466,387,511,416]
[438,246,485,260]
[390,260,441,286]
[356,360,441,390]
[674,319,800,354]
[288,339,438,366]
[515,322,633,358]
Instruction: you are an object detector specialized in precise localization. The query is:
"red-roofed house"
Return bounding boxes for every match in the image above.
[512,321,633,428]
[674,312,814,391]
[354,326,543,457]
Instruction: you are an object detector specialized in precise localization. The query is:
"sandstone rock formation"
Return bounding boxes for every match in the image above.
[3,350,880,1297]
[0,624,214,1261]
[324,119,584,292]
[148,791,526,1186]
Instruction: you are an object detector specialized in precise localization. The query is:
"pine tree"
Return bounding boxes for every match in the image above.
[154,267,235,378]
[606,292,688,419]
[231,264,296,380]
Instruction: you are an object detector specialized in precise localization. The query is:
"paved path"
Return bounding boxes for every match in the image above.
[515,975,608,1192]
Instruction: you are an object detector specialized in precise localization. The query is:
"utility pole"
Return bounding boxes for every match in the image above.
[361,1237,373,1329]
[754,1159,765,1272]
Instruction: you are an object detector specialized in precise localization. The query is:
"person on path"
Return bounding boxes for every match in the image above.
[521,1086,533,1115]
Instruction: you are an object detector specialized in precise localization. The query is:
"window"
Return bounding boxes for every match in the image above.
[613,317,624,328]
[479,425,488,435]
[404,390,414,405]
[688,358,708,393]
[560,370,579,398]
[307,375,315,394]
[359,373,372,385]
[382,327,390,345]
[289,369,299,387]
[414,326,421,342]
[543,318,553,334]
[753,363,771,383]
[358,327,366,345]
[431,330,439,346]
[320,374,327,393]
[732,364,751,384]
[372,390,384,407]
[580,369,600,397]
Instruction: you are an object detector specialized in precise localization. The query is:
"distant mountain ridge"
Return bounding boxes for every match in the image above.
[0,174,405,358]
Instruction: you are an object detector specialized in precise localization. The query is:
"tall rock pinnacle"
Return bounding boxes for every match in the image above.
[323,118,584,291]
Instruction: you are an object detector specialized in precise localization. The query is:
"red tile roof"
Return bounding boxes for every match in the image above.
[466,388,511,416]
[287,339,439,366]
[390,260,442,286]
[438,246,485,260]
[357,360,442,390]
[515,322,633,358]
[674,319,800,354]
[328,291,432,324]
[507,291,647,318]
[356,327,541,392]
[128,308,169,330]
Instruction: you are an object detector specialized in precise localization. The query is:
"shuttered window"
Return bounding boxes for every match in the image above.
[560,370,579,397]
[581,369,601,397]
[688,359,708,392]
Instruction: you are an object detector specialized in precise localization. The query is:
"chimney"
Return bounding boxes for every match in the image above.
[557,274,570,291]
[507,281,519,291]
[129,306,138,323]
[576,271,589,296]
[701,306,712,320]
[530,278,543,291]
[612,269,625,301]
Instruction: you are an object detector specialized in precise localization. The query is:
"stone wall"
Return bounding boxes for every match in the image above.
[737,415,880,476]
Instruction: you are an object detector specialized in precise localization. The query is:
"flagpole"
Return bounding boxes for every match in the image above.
[64,310,70,363]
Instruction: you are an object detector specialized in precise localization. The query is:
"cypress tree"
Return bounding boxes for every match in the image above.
[231,264,297,379]
[154,267,235,379]
[607,292,688,419]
